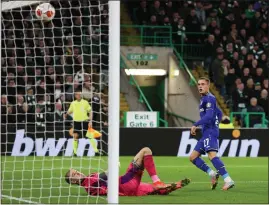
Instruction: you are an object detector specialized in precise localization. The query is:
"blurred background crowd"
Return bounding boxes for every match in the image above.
[1,0,109,128]
[125,0,268,127]
[1,0,268,128]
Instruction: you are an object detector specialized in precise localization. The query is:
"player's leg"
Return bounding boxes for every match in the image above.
[190,140,215,175]
[133,147,166,188]
[208,151,235,190]
[190,139,219,189]
[73,121,81,156]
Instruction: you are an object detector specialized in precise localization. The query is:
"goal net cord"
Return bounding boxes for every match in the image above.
[1,0,118,204]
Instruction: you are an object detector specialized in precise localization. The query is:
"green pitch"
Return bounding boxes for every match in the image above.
[1,156,268,204]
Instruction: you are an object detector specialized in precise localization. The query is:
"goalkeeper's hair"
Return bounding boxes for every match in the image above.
[65,170,71,184]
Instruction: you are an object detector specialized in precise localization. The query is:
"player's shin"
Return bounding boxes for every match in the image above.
[192,157,214,176]
[143,155,160,183]
[211,157,232,182]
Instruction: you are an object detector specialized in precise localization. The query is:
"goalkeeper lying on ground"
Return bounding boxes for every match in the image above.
[65,147,190,196]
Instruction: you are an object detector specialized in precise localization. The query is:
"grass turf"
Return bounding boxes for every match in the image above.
[1,156,268,204]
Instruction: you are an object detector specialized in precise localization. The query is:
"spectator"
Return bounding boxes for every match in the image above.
[211,50,225,95]
[177,2,190,20]
[16,95,27,123]
[253,67,265,84]
[204,35,218,71]
[247,97,264,127]
[136,0,149,25]
[206,9,220,27]
[245,4,255,19]
[185,9,201,43]
[262,78,268,90]
[1,95,8,123]
[54,102,65,122]
[174,18,186,45]
[232,82,248,112]
[55,80,63,100]
[150,0,161,17]
[258,89,268,117]
[225,67,237,96]
[241,67,251,85]
[221,12,235,36]
[245,78,256,100]
[164,1,174,20]
[194,1,206,26]
[254,82,262,98]
[82,80,95,101]
[91,95,101,127]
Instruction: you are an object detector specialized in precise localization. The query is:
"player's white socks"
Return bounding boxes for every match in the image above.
[224,176,233,183]
[208,170,215,177]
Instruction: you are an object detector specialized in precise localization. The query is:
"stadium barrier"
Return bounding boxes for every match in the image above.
[1,125,267,157]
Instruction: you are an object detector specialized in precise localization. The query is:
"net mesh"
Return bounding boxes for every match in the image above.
[1,0,109,203]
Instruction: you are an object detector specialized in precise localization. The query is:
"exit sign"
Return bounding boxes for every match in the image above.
[127,53,158,61]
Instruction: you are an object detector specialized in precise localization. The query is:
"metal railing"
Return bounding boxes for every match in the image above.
[121,25,208,60]
[230,112,267,128]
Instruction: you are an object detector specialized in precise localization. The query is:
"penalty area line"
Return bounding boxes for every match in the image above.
[1,194,42,204]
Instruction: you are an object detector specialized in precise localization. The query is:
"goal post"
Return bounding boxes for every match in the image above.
[1,0,120,204]
[108,1,120,204]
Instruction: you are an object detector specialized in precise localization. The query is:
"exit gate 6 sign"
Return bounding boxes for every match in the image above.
[124,112,159,128]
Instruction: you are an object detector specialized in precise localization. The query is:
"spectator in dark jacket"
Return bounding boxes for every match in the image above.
[204,35,218,71]
[136,0,149,25]
[232,82,248,112]
[247,97,264,127]
[258,89,268,117]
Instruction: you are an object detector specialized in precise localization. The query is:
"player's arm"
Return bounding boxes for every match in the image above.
[216,106,223,122]
[193,97,215,127]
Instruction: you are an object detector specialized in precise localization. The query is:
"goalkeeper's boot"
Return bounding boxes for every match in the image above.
[153,181,169,189]
[178,178,191,188]
[211,173,219,190]
[170,178,191,191]
[222,181,235,191]
[155,178,191,195]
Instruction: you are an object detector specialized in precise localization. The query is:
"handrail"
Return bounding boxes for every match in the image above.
[120,55,168,127]
[230,112,267,128]
[173,48,197,86]
[167,112,195,124]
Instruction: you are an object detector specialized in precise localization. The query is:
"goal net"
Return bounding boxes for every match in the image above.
[1,0,119,204]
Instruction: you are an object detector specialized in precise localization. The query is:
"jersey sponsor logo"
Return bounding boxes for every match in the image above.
[11,129,97,157]
[206,102,211,108]
[177,131,260,157]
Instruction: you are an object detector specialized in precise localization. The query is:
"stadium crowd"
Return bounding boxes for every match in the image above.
[1,0,109,128]
[128,0,268,127]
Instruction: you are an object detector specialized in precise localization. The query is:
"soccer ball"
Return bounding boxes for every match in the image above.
[35,3,55,21]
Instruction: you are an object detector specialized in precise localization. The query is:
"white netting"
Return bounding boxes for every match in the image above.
[1,0,110,204]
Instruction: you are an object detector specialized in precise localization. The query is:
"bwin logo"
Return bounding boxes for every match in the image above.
[11,129,98,157]
[177,131,260,157]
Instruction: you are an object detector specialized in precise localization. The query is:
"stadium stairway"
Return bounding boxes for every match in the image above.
[120,2,140,45]
[192,66,230,117]
[120,92,129,125]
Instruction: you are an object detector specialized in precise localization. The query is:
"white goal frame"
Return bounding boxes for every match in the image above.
[108,1,120,204]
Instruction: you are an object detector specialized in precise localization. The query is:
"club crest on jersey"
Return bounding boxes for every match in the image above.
[206,102,211,108]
